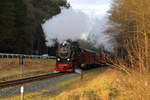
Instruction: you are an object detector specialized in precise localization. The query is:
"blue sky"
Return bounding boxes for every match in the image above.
[67,0,112,17]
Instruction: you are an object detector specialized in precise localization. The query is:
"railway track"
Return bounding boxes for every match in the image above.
[0,73,66,89]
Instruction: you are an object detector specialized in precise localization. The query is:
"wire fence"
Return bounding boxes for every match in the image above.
[0,53,56,59]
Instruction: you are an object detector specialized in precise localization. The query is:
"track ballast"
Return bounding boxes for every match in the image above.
[0,73,65,89]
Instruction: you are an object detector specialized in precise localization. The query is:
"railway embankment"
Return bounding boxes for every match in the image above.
[0,73,77,98]
[0,67,150,100]
[0,67,104,100]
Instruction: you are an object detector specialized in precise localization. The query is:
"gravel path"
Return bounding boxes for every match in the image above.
[0,73,78,97]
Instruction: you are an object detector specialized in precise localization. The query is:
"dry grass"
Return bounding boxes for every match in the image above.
[113,70,150,100]
[0,67,104,100]
[0,67,150,100]
[0,58,56,82]
[49,68,150,100]
[49,68,118,100]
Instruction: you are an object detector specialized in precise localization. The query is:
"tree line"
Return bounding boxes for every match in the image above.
[0,0,68,54]
[108,0,150,72]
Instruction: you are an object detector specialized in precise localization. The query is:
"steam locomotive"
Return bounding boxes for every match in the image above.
[54,41,101,72]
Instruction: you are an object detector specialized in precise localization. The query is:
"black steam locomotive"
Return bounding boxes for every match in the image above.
[54,41,101,72]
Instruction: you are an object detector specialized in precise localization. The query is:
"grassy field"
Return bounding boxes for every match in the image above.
[0,58,56,82]
[50,68,150,100]
[0,67,150,100]
[0,67,105,100]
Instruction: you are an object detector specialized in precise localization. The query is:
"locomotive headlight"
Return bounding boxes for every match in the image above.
[57,58,60,61]
[67,58,70,61]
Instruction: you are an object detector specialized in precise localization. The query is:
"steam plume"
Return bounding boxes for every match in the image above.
[42,8,90,46]
[42,7,115,52]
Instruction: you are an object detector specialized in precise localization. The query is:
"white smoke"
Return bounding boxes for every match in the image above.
[42,8,91,46]
[42,7,115,52]
[88,17,115,52]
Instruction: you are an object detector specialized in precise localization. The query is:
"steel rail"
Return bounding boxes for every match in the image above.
[0,73,65,89]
